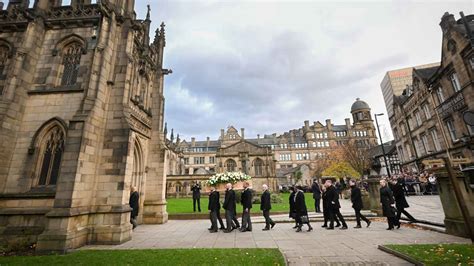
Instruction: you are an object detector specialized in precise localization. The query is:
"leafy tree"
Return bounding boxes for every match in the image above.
[322,161,361,180]
[294,170,303,184]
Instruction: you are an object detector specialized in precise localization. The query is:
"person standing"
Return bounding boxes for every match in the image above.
[380,179,399,230]
[223,183,239,233]
[349,180,371,228]
[191,181,202,212]
[261,184,275,230]
[292,186,313,232]
[129,186,139,229]
[325,180,348,230]
[240,181,253,232]
[289,186,298,229]
[392,178,416,224]
[311,180,322,213]
[208,186,220,233]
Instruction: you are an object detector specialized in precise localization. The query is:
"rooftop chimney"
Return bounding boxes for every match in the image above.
[191,137,195,147]
[241,128,245,139]
[440,12,456,32]
[345,118,351,129]
[304,120,309,129]
[206,137,210,146]
[257,134,260,139]
[220,129,225,139]
[326,119,332,131]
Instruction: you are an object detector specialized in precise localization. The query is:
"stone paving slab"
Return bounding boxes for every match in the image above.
[82,219,469,265]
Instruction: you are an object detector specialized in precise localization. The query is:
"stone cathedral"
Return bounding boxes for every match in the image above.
[0,0,172,252]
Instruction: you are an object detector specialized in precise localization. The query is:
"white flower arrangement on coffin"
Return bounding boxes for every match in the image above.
[207,172,252,186]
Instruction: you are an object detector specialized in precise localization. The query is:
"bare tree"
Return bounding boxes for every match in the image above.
[336,141,372,176]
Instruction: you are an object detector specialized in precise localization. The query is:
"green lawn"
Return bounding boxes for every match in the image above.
[167,192,317,214]
[0,249,285,266]
[385,244,474,265]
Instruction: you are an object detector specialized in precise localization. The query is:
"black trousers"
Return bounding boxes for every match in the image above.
[263,210,274,228]
[216,210,225,229]
[130,215,138,229]
[225,209,239,229]
[314,198,321,212]
[329,209,347,228]
[323,208,340,226]
[241,209,252,230]
[396,207,416,222]
[193,198,201,212]
[354,208,369,226]
[387,216,398,229]
[209,211,218,230]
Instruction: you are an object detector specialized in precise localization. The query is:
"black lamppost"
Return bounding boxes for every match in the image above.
[375,113,391,178]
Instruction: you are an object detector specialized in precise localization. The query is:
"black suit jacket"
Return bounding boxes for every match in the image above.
[312,183,321,199]
[241,188,253,209]
[326,185,340,210]
[129,191,139,217]
[392,182,409,209]
[260,190,271,211]
[223,189,236,212]
[191,184,201,199]
[294,191,308,216]
[208,190,220,211]
[380,186,396,217]
[289,191,296,218]
[350,186,363,210]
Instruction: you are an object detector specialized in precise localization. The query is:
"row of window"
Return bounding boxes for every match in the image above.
[295,153,310,160]
[309,131,347,138]
[279,152,327,161]
[353,131,368,137]
[184,147,217,153]
[184,156,216,165]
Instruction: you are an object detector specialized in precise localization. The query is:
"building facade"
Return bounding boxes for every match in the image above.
[174,99,378,190]
[0,0,172,252]
[387,12,474,171]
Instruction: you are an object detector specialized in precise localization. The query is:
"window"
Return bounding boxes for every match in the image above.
[280,143,288,149]
[254,158,264,176]
[397,146,405,162]
[467,123,474,136]
[437,87,445,103]
[324,141,329,147]
[183,158,189,165]
[449,72,461,92]
[422,104,431,120]
[446,119,457,142]
[400,123,406,136]
[194,157,205,164]
[36,125,65,186]
[61,42,82,86]
[421,134,430,154]
[430,129,442,151]
[407,116,414,129]
[225,159,236,172]
[414,111,422,127]
[312,142,316,147]
[209,156,215,164]
[393,128,399,141]
[413,138,423,156]
[279,154,291,161]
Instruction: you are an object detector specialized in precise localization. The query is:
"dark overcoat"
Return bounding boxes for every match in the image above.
[208,190,220,211]
[392,182,409,209]
[129,191,139,218]
[294,191,308,216]
[241,188,253,209]
[350,186,363,210]
[223,189,236,212]
[312,183,321,199]
[260,190,271,211]
[326,185,341,211]
[380,186,396,217]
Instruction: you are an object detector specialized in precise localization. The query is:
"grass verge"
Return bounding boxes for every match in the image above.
[0,248,285,266]
[384,244,474,265]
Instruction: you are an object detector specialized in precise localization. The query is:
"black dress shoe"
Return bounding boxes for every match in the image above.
[208,227,212,230]
[223,230,232,233]
[239,228,247,232]
[326,227,334,230]
[271,223,275,229]
[321,224,327,228]
[307,226,313,232]
[354,225,362,229]
[292,225,298,229]
[209,229,218,233]
[386,227,394,230]
[262,228,270,231]
[220,227,226,230]
[396,224,401,229]
[367,221,371,228]
[296,227,302,232]
[340,226,348,230]
[335,224,341,227]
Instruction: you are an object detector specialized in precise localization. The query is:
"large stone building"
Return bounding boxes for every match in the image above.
[169,99,378,194]
[0,0,173,252]
[386,12,474,171]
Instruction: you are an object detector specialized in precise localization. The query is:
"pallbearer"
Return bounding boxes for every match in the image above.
[261,184,276,230]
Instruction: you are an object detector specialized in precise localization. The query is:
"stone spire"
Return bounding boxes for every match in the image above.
[170,128,174,142]
[143,4,151,45]
[163,122,168,137]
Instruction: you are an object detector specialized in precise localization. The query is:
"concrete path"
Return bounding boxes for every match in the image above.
[404,195,444,225]
[82,219,469,265]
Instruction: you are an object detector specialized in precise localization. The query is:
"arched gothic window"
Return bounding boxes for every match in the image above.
[0,45,8,76]
[61,42,82,86]
[254,158,264,176]
[36,126,65,186]
[225,159,236,172]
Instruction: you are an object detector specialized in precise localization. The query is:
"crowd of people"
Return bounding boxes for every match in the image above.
[387,170,438,196]
[128,177,420,232]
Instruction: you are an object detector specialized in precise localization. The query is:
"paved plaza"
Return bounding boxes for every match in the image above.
[83,218,469,265]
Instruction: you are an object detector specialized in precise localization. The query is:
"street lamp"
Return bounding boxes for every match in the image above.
[374,113,391,178]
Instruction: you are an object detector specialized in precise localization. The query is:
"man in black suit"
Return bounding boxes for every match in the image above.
[391,178,416,224]
[312,180,322,213]
[240,181,253,232]
[349,180,371,228]
[208,186,220,233]
[292,186,313,232]
[380,179,399,230]
[321,185,341,228]
[223,183,239,233]
[129,186,139,229]
[191,181,201,212]
[261,184,275,230]
[325,180,348,230]
[289,186,298,229]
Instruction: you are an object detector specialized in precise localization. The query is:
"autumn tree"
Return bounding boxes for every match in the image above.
[321,161,361,179]
[336,141,372,176]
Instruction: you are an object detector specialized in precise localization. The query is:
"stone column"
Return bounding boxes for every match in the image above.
[366,177,382,216]
[435,168,474,238]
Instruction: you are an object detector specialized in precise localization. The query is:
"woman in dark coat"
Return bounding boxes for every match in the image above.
[391,178,416,223]
[380,179,399,230]
[321,185,341,228]
[292,186,313,232]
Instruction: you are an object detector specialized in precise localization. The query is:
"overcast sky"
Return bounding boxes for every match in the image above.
[135,0,472,142]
